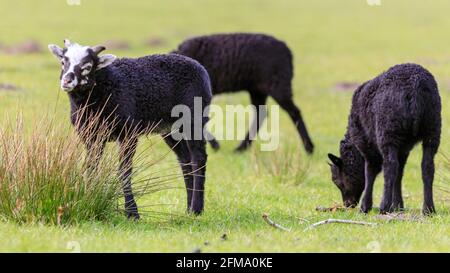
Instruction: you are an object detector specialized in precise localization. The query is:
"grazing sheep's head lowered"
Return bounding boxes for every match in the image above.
[327,139,365,208]
[48,39,116,92]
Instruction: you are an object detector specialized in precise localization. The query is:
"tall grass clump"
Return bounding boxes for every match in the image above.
[251,144,309,185]
[0,113,177,225]
[437,153,450,201]
[0,116,119,224]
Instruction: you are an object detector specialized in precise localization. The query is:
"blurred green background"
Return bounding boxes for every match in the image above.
[0,0,449,252]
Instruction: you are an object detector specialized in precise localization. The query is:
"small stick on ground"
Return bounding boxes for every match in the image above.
[315,205,347,212]
[304,219,377,231]
[376,212,424,223]
[297,217,310,223]
[262,213,291,232]
[57,206,64,226]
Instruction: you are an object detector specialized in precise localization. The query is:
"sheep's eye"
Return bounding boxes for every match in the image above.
[81,65,92,76]
[82,63,92,70]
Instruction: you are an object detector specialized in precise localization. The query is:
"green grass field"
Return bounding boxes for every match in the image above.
[0,0,449,252]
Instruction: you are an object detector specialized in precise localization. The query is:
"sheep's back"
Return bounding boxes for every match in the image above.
[351,63,440,146]
[175,33,293,92]
[94,54,212,133]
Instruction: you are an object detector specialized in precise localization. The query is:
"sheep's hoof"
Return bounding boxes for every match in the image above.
[422,206,436,216]
[304,142,314,154]
[126,211,140,221]
[360,198,372,214]
[187,208,203,216]
[379,206,395,215]
[208,139,220,151]
[187,203,204,215]
[391,203,405,213]
[234,142,251,153]
[360,208,371,214]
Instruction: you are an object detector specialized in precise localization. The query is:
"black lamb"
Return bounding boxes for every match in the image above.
[48,39,212,219]
[328,63,441,215]
[174,33,314,153]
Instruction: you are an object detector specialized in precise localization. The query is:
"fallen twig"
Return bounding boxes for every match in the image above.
[304,218,377,231]
[376,212,423,223]
[315,205,347,212]
[297,217,310,223]
[262,213,291,232]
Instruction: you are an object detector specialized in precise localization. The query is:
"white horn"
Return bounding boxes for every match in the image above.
[64,39,72,47]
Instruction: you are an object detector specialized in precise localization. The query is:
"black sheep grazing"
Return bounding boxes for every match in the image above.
[328,63,441,215]
[174,33,314,153]
[49,39,212,219]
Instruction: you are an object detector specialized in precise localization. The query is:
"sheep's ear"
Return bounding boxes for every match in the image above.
[48,44,64,60]
[97,54,117,70]
[328,153,343,168]
[92,45,106,55]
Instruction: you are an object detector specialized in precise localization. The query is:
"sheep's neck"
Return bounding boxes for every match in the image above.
[68,84,109,114]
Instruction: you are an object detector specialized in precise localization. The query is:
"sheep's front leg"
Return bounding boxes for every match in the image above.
[85,141,105,172]
[380,146,399,214]
[186,139,207,215]
[118,137,140,220]
[360,161,381,213]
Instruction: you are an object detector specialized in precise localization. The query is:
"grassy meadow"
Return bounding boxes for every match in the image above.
[0,0,449,252]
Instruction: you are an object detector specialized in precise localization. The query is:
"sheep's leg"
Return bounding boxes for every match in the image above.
[380,146,399,214]
[85,141,105,171]
[186,139,207,215]
[275,98,314,154]
[204,130,220,151]
[422,141,438,215]
[360,161,381,213]
[392,152,409,211]
[235,92,268,152]
[118,137,140,220]
[163,136,194,210]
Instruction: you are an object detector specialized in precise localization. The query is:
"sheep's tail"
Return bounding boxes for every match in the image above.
[198,64,212,102]
[411,72,437,136]
[410,75,424,137]
[194,63,213,142]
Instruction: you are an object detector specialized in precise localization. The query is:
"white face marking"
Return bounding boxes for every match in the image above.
[50,40,116,92]
[61,43,90,91]
[81,63,93,76]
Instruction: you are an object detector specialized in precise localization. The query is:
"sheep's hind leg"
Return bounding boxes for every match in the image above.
[118,137,140,220]
[186,139,207,215]
[205,130,220,151]
[422,141,438,215]
[379,146,399,214]
[163,136,194,210]
[392,152,409,211]
[235,92,268,152]
[274,97,314,154]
